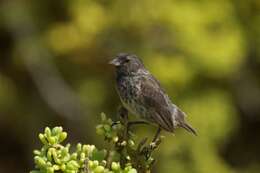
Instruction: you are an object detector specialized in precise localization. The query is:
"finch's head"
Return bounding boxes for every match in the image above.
[109,53,144,75]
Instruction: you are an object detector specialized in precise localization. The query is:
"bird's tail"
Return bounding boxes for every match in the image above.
[180,122,197,136]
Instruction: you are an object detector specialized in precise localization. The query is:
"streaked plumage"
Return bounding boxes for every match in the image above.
[109,53,197,135]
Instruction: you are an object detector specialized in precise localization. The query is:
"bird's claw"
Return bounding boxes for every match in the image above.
[138,135,164,160]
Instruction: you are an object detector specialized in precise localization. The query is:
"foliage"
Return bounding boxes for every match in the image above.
[30,113,162,173]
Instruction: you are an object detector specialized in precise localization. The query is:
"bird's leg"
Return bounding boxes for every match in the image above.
[152,127,161,143]
[117,106,150,138]
[139,127,162,161]
[137,137,148,153]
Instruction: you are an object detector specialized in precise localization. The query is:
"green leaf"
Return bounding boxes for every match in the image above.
[91,149,107,162]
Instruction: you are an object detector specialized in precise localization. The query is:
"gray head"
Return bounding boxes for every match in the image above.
[109,53,144,75]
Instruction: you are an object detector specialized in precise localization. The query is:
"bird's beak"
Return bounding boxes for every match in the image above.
[109,58,120,66]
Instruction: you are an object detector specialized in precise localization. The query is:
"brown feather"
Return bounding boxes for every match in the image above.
[139,75,174,132]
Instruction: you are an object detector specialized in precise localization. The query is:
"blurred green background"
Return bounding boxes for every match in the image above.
[0,0,260,172]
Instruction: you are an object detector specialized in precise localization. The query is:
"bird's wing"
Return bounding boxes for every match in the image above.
[139,75,174,132]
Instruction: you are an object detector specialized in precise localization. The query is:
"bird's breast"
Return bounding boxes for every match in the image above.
[116,76,146,118]
[116,76,139,99]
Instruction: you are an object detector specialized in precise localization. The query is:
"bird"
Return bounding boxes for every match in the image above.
[109,53,197,141]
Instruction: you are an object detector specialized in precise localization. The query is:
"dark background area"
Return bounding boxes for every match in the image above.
[0,0,260,172]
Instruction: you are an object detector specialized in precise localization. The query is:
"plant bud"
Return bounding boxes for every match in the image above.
[48,137,56,145]
[121,141,127,146]
[88,160,94,168]
[59,132,67,142]
[52,164,60,170]
[113,136,119,143]
[94,166,104,173]
[80,152,86,160]
[93,160,99,167]
[103,125,111,132]
[47,150,53,161]
[101,113,106,122]
[111,162,120,171]
[45,127,51,137]
[35,156,46,167]
[71,153,77,160]
[60,164,66,171]
[76,143,82,152]
[33,150,41,155]
[39,134,48,145]
[128,140,135,147]
[52,127,62,135]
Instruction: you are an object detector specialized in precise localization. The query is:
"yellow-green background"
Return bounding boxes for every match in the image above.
[0,0,259,172]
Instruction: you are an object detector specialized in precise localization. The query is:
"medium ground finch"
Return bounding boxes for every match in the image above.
[109,53,197,140]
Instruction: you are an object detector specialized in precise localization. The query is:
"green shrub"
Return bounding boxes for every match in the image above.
[30,113,162,173]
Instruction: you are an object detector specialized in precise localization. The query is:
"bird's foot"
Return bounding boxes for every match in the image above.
[150,135,164,151]
[138,135,164,160]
